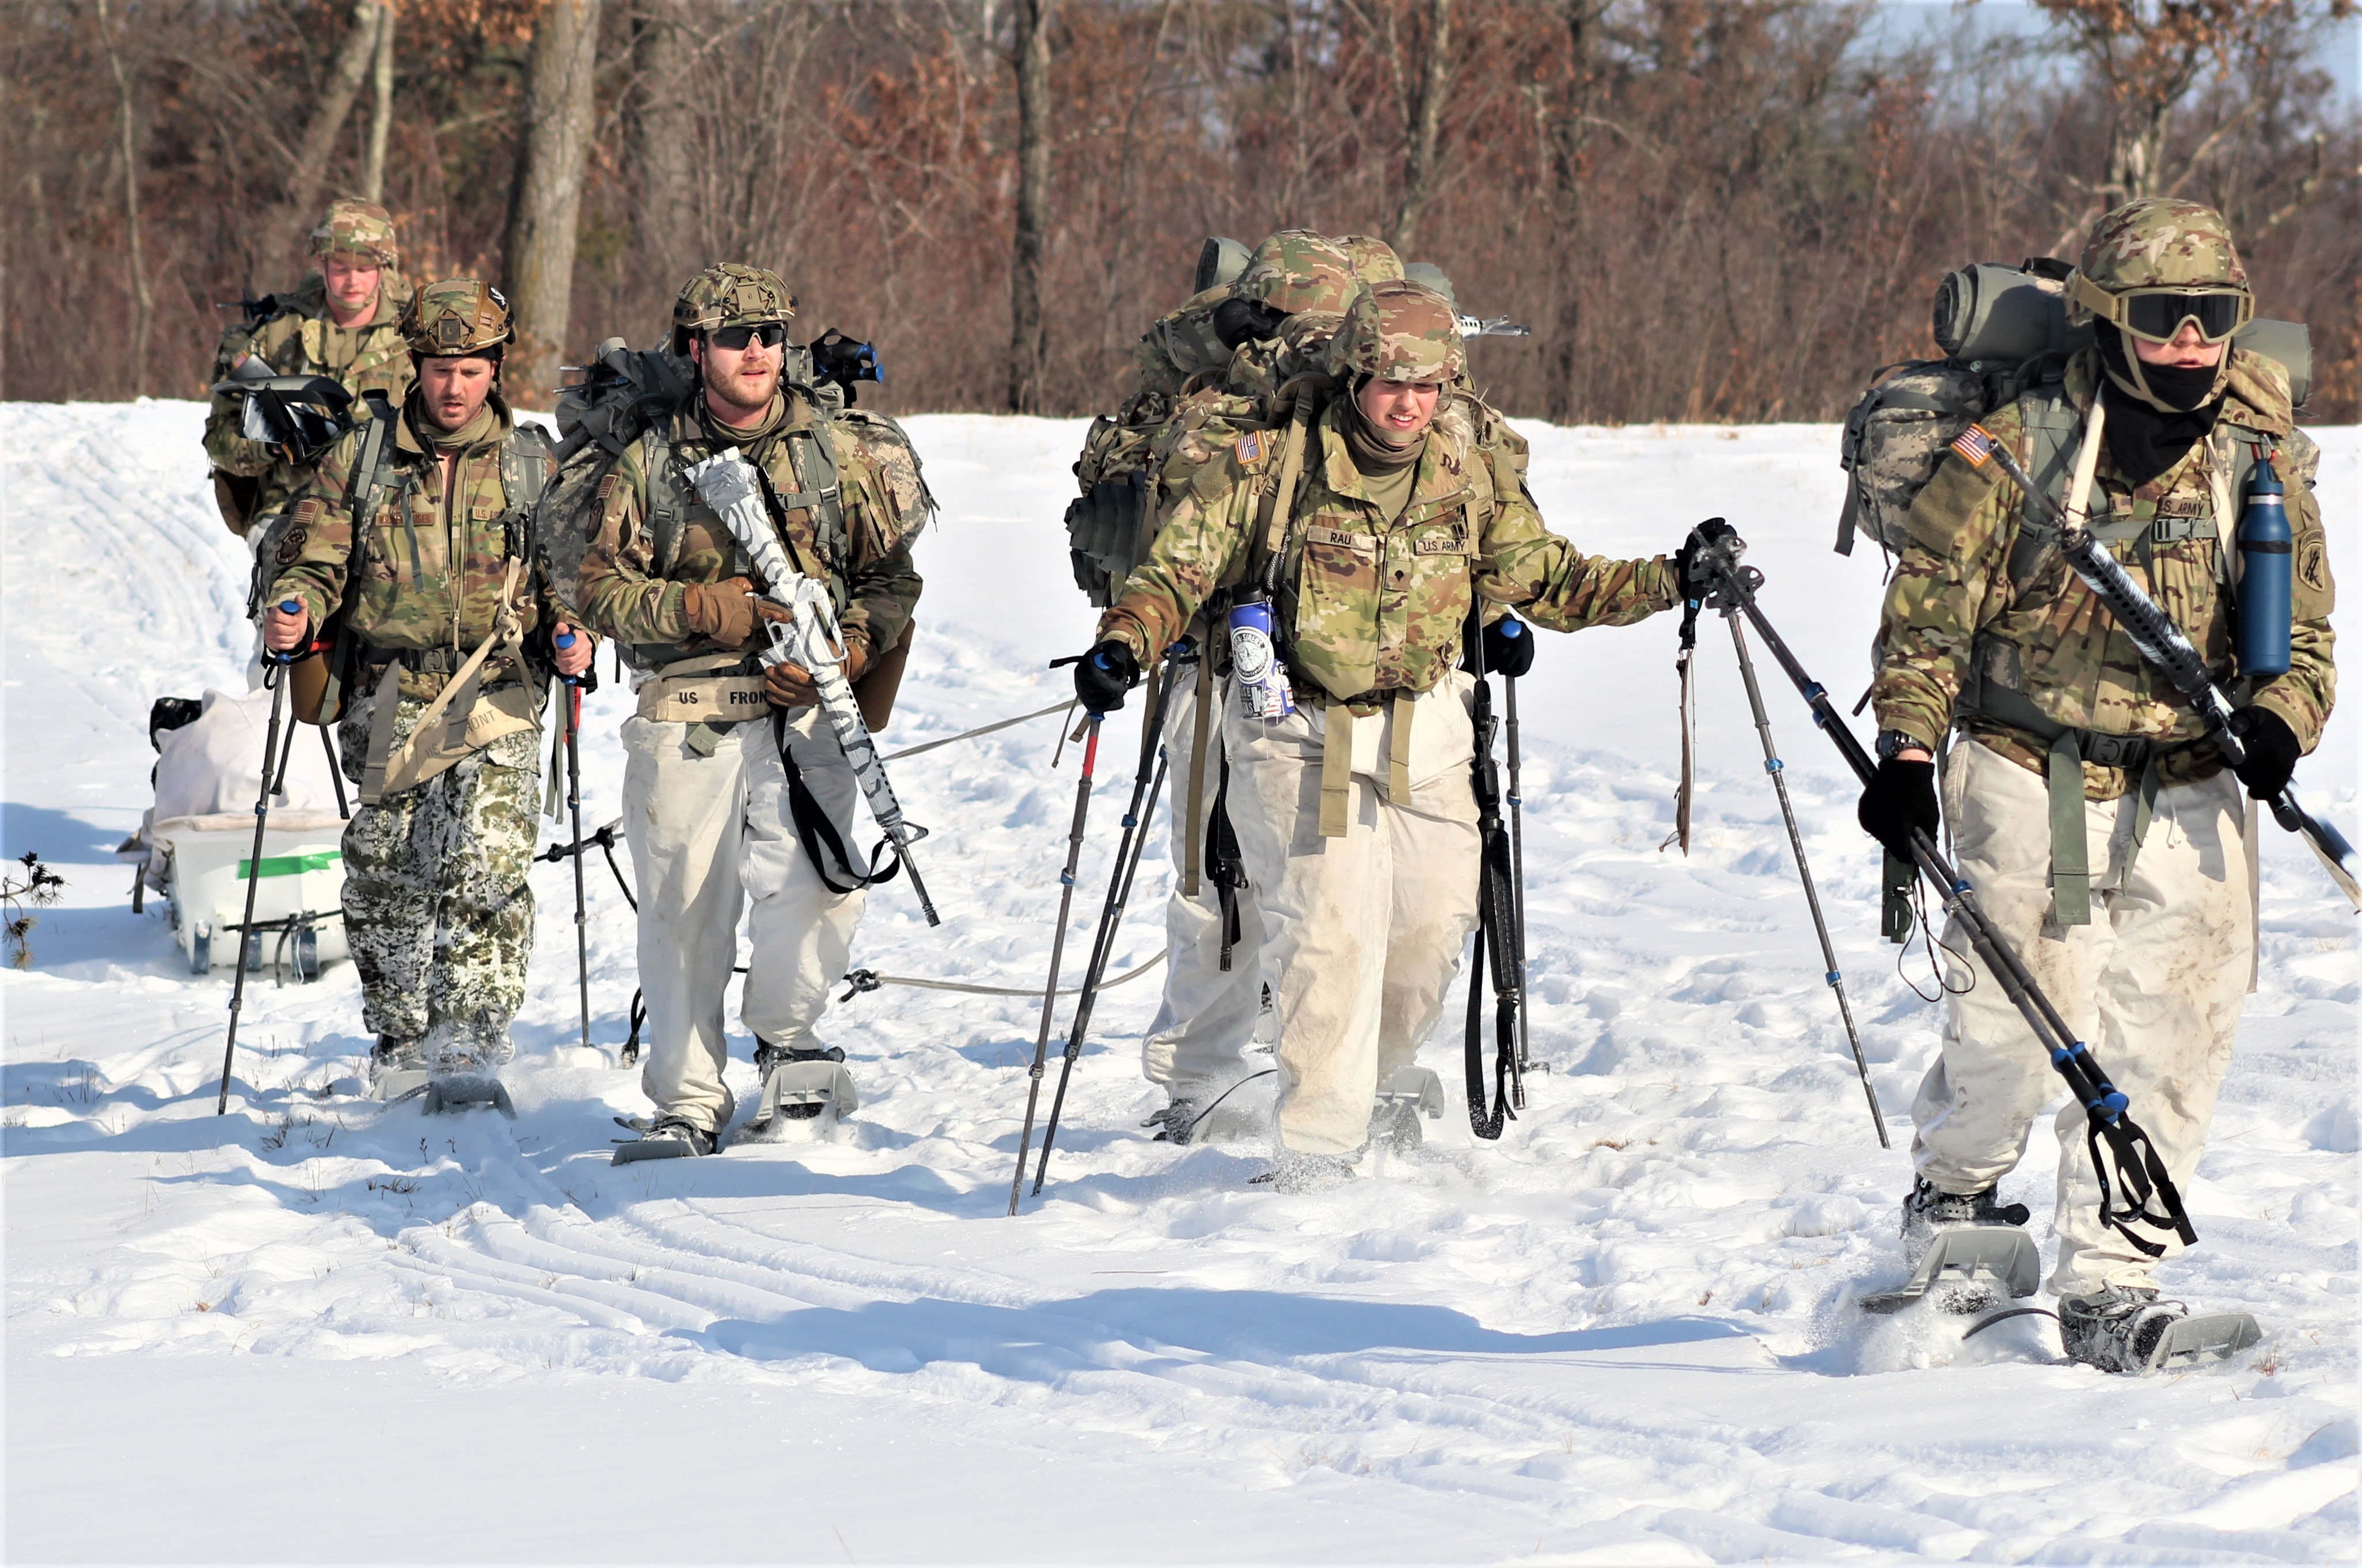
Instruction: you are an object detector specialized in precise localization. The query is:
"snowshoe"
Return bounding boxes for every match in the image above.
[1248,1151,1357,1194]
[1901,1176,2030,1266]
[369,1035,428,1103]
[420,1074,516,1118]
[612,1115,715,1164]
[1142,1097,1203,1146]
[740,1043,856,1142]
[2059,1285,2261,1375]
[1861,1225,2042,1316]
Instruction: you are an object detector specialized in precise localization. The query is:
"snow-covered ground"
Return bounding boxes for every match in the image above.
[3,400,2355,1564]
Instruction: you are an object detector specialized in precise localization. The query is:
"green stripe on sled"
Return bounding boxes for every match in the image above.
[237,850,342,879]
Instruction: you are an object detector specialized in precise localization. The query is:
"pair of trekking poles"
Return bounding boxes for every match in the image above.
[213,620,598,1115]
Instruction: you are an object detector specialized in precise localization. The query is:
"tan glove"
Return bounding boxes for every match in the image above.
[763,639,868,710]
[681,578,757,649]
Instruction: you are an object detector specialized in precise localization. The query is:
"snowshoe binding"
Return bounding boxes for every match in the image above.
[1142,1097,1203,1146]
[612,1115,715,1164]
[741,1043,856,1141]
[1901,1176,2031,1266]
[1368,1066,1446,1155]
[420,1073,516,1118]
[2059,1285,2261,1375]
[1861,1226,2042,1317]
[369,1035,429,1103]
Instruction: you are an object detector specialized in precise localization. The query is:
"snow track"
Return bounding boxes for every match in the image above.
[4,403,2355,1562]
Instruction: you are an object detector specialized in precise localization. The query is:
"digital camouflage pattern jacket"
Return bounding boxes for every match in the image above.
[574,389,925,672]
[203,272,416,533]
[1099,390,1674,705]
[270,393,568,697]
[1873,346,2335,798]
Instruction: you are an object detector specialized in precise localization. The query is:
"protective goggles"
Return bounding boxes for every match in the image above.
[708,322,788,351]
[2071,274,2251,344]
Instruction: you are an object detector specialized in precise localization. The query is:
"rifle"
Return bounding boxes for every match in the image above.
[1953,426,2359,910]
[210,359,356,469]
[682,449,940,925]
[1689,531,2197,1259]
[218,291,283,329]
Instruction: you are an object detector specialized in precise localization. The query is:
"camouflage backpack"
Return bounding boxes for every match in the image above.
[1836,258,2312,563]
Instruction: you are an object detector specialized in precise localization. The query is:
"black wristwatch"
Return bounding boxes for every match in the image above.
[1875,728,1926,762]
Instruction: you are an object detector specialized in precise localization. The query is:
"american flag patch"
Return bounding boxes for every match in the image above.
[1949,424,1996,468]
[1235,430,1264,465]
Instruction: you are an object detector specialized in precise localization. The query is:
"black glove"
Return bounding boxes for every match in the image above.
[1073,639,1140,715]
[1475,615,1536,678]
[1858,757,1938,858]
[1673,518,1740,598]
[2228,706,2300,800]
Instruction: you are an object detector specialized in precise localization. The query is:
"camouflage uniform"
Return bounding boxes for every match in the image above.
[1871,199,2337,1294]
[204,200,414,538]
[1100,282,1675,1155]
[1078,234,1405,1125]
[573,263,929,1140]
[270,280,574,1077]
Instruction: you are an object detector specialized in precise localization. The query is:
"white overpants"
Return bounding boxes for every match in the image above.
[1225,673,1482,1155]
[621,705,866,1134]
[1140,669,1268,1098]
[1915,736,2254,1295]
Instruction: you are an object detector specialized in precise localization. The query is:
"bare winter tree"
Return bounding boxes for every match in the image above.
[505,0,604,404]
[362,0,394,204]
[628,0,698,307]
[260,0,381,264]
[1008,0,1054,413]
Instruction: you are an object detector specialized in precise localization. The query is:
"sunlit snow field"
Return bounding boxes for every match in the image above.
[3,400,2355,1563]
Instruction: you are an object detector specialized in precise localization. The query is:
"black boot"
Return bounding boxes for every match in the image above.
[1901,1176,2030,1265]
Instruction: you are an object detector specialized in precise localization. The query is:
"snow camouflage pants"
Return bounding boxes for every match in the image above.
[337,687,542,1069]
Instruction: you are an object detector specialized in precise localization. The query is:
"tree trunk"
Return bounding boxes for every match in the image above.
[362,1,394,206]
[1007,0,1053,415]
[95,0,152,396]
[1544,0,1603,423]
[504,0,603,408]
[1388,0,1453,255]
[630,0,698,313]
[263,0,379,265]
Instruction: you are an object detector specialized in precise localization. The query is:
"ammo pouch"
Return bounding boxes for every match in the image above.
[1066,472,1152,608]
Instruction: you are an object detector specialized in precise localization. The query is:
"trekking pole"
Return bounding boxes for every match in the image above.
[1031,647,1184,1198]
[1008,714,1103,1216]
[1722,610,1888,1148]
[1691,529,2197,1253]
[1505,674,1537,1079]
[558,631,591,1050]
[216,605,298,1116]
[1464,613,1523,1137]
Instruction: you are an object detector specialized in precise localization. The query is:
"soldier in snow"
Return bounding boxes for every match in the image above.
[263,279,595,1110]
[1070,280,1692,1189]
[573,263,932,1161]
[205,199,415,541]
[1856,198,2336,1372]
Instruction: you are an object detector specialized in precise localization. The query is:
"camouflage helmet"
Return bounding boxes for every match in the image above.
[1236,232,1363,318]
[2075,198,2248,295]
[1324,280,1465,385]
[1335,234,1405,286]
[308,199,399,268]
[397,278,514,358]
[671,262,796,355]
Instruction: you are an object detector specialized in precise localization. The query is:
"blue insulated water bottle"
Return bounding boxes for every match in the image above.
[1227,594,1296,721]
[2236,450,2291,679]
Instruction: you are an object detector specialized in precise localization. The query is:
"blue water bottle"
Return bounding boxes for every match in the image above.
[1227,593,1296,721]
[2236,450,2291,678]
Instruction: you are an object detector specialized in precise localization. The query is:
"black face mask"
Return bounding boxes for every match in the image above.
[2097,325,2223,488]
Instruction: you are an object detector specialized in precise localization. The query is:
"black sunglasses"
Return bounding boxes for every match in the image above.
[709,322,787,351]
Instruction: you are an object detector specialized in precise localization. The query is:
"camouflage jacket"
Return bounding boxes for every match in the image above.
[269,394,571,694]
[1100,392,1676,704]
[1873,347,2336,796]
[203,272,416,532]
[574,388,925,672]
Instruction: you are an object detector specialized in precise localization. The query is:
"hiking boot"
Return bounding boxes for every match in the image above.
[369,1035,423,1084]
[754,1042,845,1121]
[1142,1097,1203,1145]
[1901,1176,2031,1265]
[613,1115,715,1164]
[1366,1096,1423,1154]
